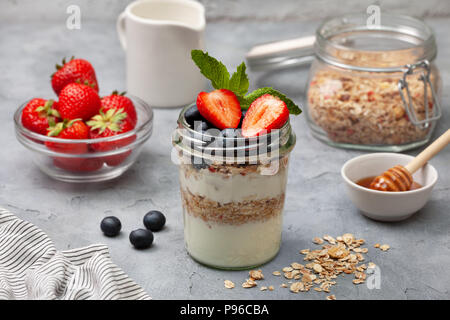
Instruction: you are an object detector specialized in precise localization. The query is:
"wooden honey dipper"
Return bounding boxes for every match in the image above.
[370,129,450,191]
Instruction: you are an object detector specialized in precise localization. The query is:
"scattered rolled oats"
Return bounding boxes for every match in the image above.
[342,233,354,245]
[302,274,313,283]
[291,262,304,270]
[228,233,389,297]
[249,269,264,280]
[290,282,304,293]
[242,279,257,288]
[323,235,336,244]
[224,280,235,289]
[313,263,323,273]
[327,245,349,259]
[313,237,324,245]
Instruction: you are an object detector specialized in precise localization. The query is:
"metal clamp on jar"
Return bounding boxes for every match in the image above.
[246,14,442,151]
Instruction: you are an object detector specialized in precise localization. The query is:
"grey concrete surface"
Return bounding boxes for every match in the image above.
[0,14,449,299]
[2,0,450,22]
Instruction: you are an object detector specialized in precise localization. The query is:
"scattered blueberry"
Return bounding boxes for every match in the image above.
[100,216,122,237]
[129,229,154,249]
[143,210,166,232]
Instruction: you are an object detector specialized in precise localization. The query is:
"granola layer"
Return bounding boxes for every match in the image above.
[308,69,435,145]
[181,189,285,225]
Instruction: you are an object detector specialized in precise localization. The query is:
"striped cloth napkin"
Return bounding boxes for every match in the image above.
[0,207,150,300]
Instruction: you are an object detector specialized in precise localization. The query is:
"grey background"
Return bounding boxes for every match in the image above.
[0,0,449,300]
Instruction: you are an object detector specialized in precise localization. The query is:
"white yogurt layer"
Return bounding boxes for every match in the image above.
[179,168,287,204]
[183,212,283,269]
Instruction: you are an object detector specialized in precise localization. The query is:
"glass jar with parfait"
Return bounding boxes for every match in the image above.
[172,51,301,269]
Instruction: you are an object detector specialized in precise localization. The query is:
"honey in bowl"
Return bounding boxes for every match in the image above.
[356,176,422,191]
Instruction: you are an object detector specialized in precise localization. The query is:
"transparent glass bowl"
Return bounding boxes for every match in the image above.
[14,96,153,183]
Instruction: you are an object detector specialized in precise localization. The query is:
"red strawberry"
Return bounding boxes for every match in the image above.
[46,119,89,153]
[52,157,103,172]
[241,94,289,137]
[57,83,101,121]
[51,57,99,95]
[21,98,60,135]
[101,91,137,126]
[45,119,103,172]
[87,108,136,166]
[196,89,242,130]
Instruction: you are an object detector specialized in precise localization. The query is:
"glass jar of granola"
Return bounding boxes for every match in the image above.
[172,105,296,270]
[306,14,442,151]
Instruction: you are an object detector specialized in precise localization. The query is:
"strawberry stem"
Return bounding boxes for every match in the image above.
[86,108,128,134]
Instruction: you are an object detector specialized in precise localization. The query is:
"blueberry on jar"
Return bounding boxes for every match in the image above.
[184,105,203,127]
[238,110,247,128]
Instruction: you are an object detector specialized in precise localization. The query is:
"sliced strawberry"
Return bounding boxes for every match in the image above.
[241,94,289,137]
[196,89,242,130]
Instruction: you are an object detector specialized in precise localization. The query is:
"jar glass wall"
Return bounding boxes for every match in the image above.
[172,105,296,270]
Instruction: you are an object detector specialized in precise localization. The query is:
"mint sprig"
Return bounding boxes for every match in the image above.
[191,50,249,97]
[241,87,302,115]
[228,62,249,96]
[191,50,231,91]
[191,50,301,115]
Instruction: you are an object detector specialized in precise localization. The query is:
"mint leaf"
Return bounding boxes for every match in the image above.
[241,87,302,115]
[191,50,230,90]
[229,62,249,96]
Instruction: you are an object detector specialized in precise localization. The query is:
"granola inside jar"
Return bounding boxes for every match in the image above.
[306,14,442,151]
[172,104,296,270]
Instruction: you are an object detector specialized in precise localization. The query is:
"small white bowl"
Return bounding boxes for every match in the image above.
[341,153,438,222]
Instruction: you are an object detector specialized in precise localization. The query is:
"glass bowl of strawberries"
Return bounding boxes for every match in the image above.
[14,93,153,182]
[14,57,153,182]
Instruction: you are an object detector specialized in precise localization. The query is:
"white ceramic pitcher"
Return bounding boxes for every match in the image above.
[117,0,205,108]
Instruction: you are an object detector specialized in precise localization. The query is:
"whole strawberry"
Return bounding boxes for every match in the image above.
[101,91,137,126]
[21,98,60,135]
[87,108,136,166]
[46,119,90,153]
[51,57,99,95]
[58,83,101,121]
[46,119,103,172]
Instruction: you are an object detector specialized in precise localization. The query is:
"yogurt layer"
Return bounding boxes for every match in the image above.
[184,212,283,268]
[179,167,287,204]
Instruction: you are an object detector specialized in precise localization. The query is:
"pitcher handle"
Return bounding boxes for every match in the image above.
[116,12,127,50]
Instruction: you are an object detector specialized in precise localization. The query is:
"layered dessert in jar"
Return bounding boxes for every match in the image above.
[172,50,300,269]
